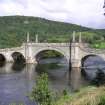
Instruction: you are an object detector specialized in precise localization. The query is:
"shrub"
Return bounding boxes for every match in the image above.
[30,73,53,105]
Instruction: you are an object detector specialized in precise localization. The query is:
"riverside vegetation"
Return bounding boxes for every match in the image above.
[29,71,105,105]
[0,16,105,49]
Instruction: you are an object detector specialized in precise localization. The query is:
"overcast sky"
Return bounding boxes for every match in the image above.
[0,0,105,29]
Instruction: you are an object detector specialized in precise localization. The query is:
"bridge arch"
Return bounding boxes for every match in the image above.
[81,54,104,68]
[0,54,6,63]
[34,48,69,63]
[81,54,105,80]
[11,52,26,63]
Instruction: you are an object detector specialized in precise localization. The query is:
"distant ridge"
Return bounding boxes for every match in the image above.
[0,16,104,48]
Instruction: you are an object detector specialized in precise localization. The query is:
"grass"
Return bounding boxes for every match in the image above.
[55,86,105,105]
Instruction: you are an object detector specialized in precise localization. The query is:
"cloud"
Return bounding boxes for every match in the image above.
[0,0,105,29]
[0,0,25,15]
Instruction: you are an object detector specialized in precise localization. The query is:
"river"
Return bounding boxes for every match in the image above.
[0,56,105,105]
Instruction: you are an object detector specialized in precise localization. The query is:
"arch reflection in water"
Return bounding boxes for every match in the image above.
[12,62,26,72]
[81,55,105,80]
[0,62,6,67]
[35,56,69,91]
[36,57,68,74]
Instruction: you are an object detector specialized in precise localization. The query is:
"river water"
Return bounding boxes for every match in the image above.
[0,56,105,105]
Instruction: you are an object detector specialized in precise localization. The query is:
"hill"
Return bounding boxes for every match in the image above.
[0,16,105,48]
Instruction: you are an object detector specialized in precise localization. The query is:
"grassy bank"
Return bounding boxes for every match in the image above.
[56,86,105,105]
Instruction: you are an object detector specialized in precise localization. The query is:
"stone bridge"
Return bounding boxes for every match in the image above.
[0,41,105,68]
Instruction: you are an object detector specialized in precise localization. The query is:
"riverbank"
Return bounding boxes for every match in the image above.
[10,86,105,105]
[56,86,105,105]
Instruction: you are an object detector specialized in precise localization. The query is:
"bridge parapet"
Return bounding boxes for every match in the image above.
[23,42,70,47]
[23,42,83,47]
[0,46,24,52]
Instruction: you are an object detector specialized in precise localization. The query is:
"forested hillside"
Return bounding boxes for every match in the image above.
[0,16,105,48]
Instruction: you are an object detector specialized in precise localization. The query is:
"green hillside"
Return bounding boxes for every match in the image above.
[0,16,105,48]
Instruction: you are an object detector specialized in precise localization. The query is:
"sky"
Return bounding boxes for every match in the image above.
[0,0,105,29]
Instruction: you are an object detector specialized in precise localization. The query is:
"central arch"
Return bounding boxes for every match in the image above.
[36,50,64,60]
[34,48,69,63]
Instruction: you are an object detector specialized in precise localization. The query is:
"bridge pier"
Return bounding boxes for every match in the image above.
[71,59,81,68]
[26,57,38,64]
[71,43,82,68]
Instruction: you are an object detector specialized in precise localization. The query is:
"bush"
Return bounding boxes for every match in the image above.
[30,73,53,105]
